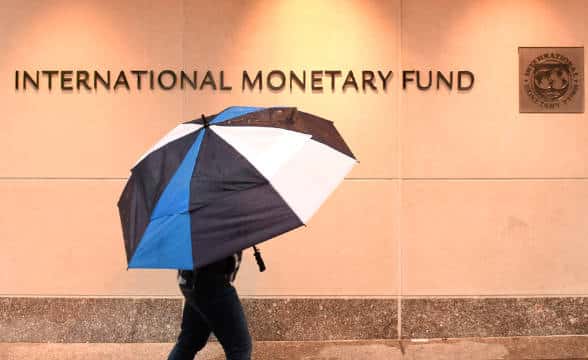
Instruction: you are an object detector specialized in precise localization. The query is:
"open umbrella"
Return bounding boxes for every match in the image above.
[117,106,357,270]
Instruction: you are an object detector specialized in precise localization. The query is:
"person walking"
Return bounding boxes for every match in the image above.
[167,250,252,360]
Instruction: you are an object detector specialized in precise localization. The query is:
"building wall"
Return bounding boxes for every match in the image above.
[0,0,587,340]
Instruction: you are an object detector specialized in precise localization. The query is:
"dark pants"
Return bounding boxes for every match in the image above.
[167,272,252,360]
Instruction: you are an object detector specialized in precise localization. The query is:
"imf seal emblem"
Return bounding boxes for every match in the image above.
[519,47,584,113]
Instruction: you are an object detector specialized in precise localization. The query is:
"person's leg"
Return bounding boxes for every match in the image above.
[167,289,212,360]
[197,281,252,360]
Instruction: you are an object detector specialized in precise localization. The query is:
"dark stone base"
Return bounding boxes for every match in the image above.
[402,297,588,339]
[0,297,397,342]
[1,296,586,342]
[0,297,183,343]
[245,298,397,341]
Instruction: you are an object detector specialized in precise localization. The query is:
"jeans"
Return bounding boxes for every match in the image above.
[167,271,252,360]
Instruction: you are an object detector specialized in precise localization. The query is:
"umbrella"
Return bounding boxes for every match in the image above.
[117,106,357,270]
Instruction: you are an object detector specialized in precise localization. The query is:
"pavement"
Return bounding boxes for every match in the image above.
[1,336,588,359]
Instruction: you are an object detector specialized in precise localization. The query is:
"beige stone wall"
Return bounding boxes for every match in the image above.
[0,0,586,297]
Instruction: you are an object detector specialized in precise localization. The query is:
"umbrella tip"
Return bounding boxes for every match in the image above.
[201,114,209,128]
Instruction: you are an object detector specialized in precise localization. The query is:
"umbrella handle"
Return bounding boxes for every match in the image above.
[253,246,266,272]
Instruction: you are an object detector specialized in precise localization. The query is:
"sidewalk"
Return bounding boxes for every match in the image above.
[1,336,588,360]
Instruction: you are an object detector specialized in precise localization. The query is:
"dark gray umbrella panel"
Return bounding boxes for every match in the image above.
[117,106,357,269]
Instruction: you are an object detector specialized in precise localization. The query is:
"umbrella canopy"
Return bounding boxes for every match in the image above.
[118,106,357,269]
